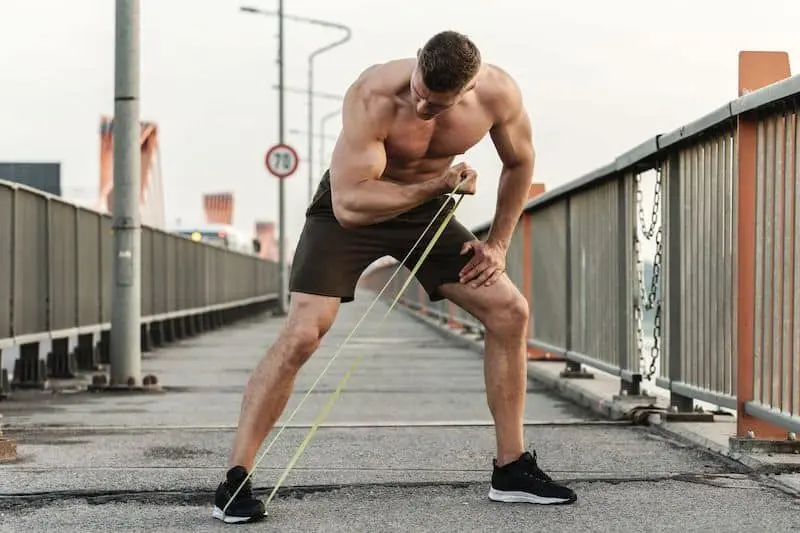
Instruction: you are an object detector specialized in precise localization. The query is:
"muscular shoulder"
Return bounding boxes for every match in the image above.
[343,60,412,136]
[475,64,525,124]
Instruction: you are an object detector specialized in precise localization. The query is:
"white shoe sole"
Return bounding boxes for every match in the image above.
[488,487,574,505]
[212,506,268,523]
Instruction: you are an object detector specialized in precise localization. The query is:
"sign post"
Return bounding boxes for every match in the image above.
[265,142,298,315]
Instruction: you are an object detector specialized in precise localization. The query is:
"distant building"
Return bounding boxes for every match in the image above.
[0,162,61,197]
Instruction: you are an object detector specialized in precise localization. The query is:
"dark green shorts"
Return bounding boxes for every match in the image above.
[289,170,476,303]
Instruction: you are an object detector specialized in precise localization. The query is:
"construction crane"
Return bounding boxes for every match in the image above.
[97,115,166,229]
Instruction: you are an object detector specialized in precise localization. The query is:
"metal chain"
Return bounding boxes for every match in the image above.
[634,167,663,381]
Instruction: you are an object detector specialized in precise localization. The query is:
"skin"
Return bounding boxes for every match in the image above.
[228,52,535,473]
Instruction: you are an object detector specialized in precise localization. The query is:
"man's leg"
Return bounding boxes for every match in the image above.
[437,278,528,465]
[437,276,576,505]
[227,292,340,471]
[212,293,339,524]
[406,209,576,505]
[213,186,390,522]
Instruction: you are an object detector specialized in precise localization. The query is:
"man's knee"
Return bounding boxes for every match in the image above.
[482,287,529,335]
[277,293,339,369]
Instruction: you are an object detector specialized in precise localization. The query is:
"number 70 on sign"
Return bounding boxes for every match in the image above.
[265,143,299,178]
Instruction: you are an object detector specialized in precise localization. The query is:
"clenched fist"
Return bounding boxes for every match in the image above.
[441,162,477,195]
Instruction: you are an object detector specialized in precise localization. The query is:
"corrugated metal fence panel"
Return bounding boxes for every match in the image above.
[13,188,49,336]
[100,215,113,323]
[530,199,568,349]
[76,209,102,326]
[141,226,154,317]
[0,184,13,340]
[48,200,79,331]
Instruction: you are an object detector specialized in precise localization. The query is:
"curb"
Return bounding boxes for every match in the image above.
[393,301,800,488]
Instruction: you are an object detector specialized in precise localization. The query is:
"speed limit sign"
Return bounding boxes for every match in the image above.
[265,143,299,178]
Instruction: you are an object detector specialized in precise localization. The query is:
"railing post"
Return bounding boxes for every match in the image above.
[617,174,641,396]
[735,113,788,440]
[559,198,583,376]
[521,213,538,359]
[665,151,694,411]
[733,52,793,442]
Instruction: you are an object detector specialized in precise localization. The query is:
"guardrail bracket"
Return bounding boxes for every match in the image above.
[86,372,163,393]
[0,369,10,400]
[729,434,800,455]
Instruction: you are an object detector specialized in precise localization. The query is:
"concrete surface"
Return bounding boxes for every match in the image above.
[0,289,798,532]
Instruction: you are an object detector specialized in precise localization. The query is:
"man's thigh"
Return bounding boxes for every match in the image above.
[290,215,390,303]
[393,210,476,302]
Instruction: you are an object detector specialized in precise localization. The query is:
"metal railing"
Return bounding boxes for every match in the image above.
[361,73,800,438]
[0,178,279,389]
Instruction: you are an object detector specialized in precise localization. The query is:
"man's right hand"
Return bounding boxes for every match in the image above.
[441,163,477,195]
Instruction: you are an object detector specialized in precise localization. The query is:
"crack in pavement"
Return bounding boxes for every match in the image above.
[0,473,794,511]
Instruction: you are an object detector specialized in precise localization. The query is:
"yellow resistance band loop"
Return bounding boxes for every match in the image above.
[222,177,470,515]
[263,192,466,506]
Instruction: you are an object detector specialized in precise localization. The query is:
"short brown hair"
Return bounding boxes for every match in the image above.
[417,31,481,93]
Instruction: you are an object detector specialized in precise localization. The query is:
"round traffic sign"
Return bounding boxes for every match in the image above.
[265,143,299,178]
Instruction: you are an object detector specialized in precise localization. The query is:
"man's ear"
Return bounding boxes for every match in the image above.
[416,47,421,58]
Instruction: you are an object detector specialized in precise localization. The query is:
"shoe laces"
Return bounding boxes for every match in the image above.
[229,476,253,499]
[519,451,553,483]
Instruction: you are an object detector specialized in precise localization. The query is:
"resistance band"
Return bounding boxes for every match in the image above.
[223,176,472,515]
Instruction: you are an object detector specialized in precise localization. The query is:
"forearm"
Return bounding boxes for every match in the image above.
[487,163,533,250]
[333,176,444,228]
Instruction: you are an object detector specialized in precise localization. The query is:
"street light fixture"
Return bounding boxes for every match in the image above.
[288,128,338,141]
[239,6,351,204]
[271,85,344,102]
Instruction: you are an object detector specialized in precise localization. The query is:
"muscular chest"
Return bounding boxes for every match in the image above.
[385,107,493,161]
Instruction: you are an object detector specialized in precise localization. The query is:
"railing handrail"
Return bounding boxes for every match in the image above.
[471,72,800,235]
[0,176,264,260]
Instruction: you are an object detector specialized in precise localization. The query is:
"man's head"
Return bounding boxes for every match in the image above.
[411,31,482,119]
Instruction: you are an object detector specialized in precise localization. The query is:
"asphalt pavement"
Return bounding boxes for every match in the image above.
[0,289,797,532]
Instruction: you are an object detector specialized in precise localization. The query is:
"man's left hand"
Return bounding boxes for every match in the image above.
[458,240,507,288]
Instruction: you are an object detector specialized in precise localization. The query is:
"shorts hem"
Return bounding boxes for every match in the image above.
[289,287,355,303]
[421,276,462,302]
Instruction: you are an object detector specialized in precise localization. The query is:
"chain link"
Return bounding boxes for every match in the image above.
[634,166,663,381]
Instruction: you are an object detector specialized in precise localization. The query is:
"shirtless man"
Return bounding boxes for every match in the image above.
[212,30,577,524]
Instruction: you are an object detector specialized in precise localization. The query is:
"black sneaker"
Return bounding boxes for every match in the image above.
[212,466,267,524]
[488,451,577,505]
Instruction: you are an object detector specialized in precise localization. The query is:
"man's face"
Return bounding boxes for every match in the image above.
[409,66,461,121]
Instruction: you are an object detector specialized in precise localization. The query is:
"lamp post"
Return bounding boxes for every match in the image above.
[239,6,351,204]
[306,28,350,203]
[110,0,142,386]
[239,3,289,314]
[319,108,341,177]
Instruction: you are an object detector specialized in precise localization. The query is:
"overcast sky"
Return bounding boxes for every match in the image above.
[1,0,798,254]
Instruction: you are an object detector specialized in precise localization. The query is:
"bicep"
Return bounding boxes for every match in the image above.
[329,130,386,189]
[329,88,388,192]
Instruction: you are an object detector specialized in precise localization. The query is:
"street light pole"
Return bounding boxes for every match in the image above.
[110,0,142,387]
[277,0,287,314]
[240,5,349,313]
[239,5,350,204]
[240,3,290,315]
[319,108,341,177]
[306,27,351,203]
